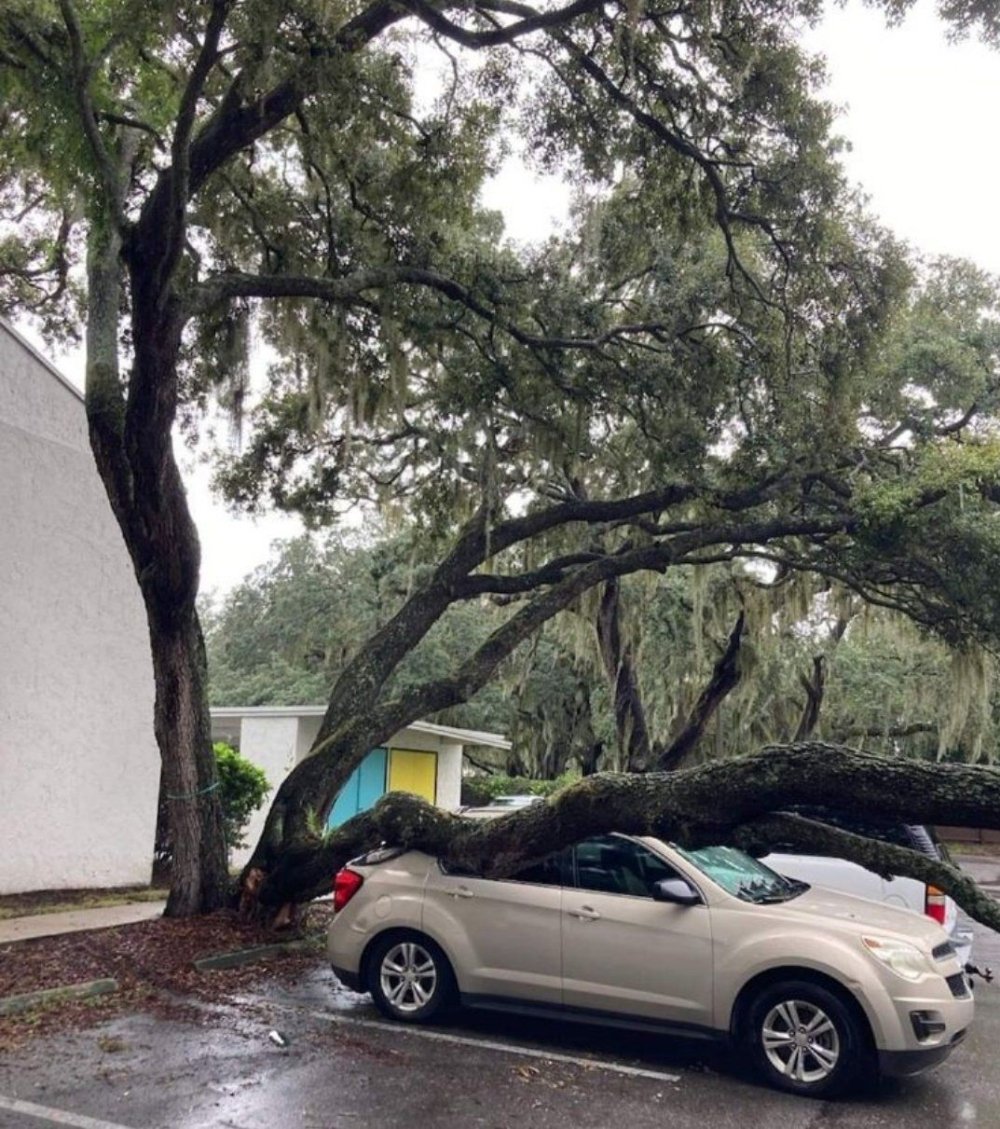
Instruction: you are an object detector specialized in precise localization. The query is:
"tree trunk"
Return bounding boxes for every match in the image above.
[84,214,230,914]
[152,614,230,916]
[595,578,653,772]
[656,611,746,770]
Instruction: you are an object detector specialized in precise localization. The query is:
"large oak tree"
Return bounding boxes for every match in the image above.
[5,0,1000,919]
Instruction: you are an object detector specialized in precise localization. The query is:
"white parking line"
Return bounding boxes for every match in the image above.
[0,1094,135,1129]
[307,1010,683,1083]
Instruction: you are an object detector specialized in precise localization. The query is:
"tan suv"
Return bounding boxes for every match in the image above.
[327,834,973,1097]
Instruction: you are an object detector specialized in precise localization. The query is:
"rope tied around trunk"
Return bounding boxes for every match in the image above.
[165,780,221,801]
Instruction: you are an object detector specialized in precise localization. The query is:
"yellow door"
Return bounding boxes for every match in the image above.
[387,749,438,803]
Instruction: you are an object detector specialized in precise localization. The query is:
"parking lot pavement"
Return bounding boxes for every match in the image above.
[1,959,999,1129]
[2,856,998,1129]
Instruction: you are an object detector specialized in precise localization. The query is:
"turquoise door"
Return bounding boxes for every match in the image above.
[328,748,387,827]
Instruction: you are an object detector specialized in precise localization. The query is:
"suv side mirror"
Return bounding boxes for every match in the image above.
[652,877,702,906]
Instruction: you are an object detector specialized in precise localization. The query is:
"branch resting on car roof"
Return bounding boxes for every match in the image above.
[254,742,1000,936]
[731,812,1000,934]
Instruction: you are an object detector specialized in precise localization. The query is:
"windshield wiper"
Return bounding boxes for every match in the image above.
[756,878,810,903]
[737,876,807,903]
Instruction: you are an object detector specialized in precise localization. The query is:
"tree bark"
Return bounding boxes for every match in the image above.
[255,742,1000,936]
[595,578,653,772]
[152,617,231,916]
[656,612,746,770]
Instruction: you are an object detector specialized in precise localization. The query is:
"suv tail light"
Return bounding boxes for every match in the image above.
[925,884,947,925]
[334,867,364,912]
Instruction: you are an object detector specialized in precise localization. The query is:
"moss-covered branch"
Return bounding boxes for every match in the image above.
[732,812,1000,933]
[257,742,1000,939]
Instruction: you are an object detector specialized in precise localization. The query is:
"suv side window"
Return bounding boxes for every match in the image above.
[572,836,679,897]
[507,849,571,886]
[441,849,570,885]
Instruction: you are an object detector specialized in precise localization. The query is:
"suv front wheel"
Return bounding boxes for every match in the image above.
[367,932,455,1023]
[746,979,870,1097]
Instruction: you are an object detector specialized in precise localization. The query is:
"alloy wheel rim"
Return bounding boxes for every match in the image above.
[761,999,841,1084]
[379,941,438,1013]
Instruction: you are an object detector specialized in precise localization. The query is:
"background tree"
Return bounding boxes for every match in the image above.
[205,531,1000,779]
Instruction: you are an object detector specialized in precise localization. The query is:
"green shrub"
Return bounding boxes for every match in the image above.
[214,742,270,851]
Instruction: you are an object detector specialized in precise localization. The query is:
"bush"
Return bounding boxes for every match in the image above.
[214,742,271,851]
[460,772,577,807]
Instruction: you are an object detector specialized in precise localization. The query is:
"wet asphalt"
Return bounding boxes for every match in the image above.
[2,864,1000,1129]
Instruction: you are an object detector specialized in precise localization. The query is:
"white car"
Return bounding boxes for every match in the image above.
[328,834,974,1097]
[762,810,973,966]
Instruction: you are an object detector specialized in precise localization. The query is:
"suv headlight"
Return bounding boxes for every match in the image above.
[862,935,929,982]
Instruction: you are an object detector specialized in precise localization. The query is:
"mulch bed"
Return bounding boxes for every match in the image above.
[0,904,335,1052]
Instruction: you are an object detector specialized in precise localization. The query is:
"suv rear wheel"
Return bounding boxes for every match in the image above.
[367,933,455,1023]
[746,979,870,1097]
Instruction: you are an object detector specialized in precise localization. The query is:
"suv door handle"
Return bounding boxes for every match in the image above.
[570,905,601,921]
[450,886,475,899]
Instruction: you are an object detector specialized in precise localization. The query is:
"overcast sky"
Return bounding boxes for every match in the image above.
[31,0,1000,593]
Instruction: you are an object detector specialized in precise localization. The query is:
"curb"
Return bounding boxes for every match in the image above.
[0,978,119,1017]
[193,938,318,972]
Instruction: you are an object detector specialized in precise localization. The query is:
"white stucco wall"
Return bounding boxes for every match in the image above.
[435,741,463,811]
[295,714,322,762]
[214,710,502,864]
[229,716,298,867]
[0,321,159,893]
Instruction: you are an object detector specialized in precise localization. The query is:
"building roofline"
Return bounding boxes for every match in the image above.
[0,317,85,403]
[210,706,511,750]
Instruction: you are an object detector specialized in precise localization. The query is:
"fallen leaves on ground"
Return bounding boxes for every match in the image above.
[0,904,334,1052]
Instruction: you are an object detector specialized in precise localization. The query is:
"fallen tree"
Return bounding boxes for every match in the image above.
[255,742,1000,935]
[8,2,1000,920]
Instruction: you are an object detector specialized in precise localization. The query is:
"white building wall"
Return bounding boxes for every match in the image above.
[296,715,322,762]
[230,716,297,868]
[295,720,461,807]
[0,321,158,893]
[435,742,463,811]
[214,709,507,862]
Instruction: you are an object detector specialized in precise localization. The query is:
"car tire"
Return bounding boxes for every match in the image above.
[366,932,455,1024]
[746,979,870,1098]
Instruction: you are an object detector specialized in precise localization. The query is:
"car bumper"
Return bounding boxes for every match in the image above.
[951,929,974,967]
[866,969,974,1071]
[879,1026,969,1077]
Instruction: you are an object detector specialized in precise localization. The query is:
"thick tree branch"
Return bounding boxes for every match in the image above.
[258,743,1000,937]
[155,0,232,299]
[792,655,825,742]
[732,812,1000,933]
[402,0,607,49]
[596,577,653,772]
[657,611,746,770]
[192,267,686,353]
[56,0,127,231]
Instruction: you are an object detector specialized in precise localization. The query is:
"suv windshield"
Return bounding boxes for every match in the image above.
[674,844,807,903]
